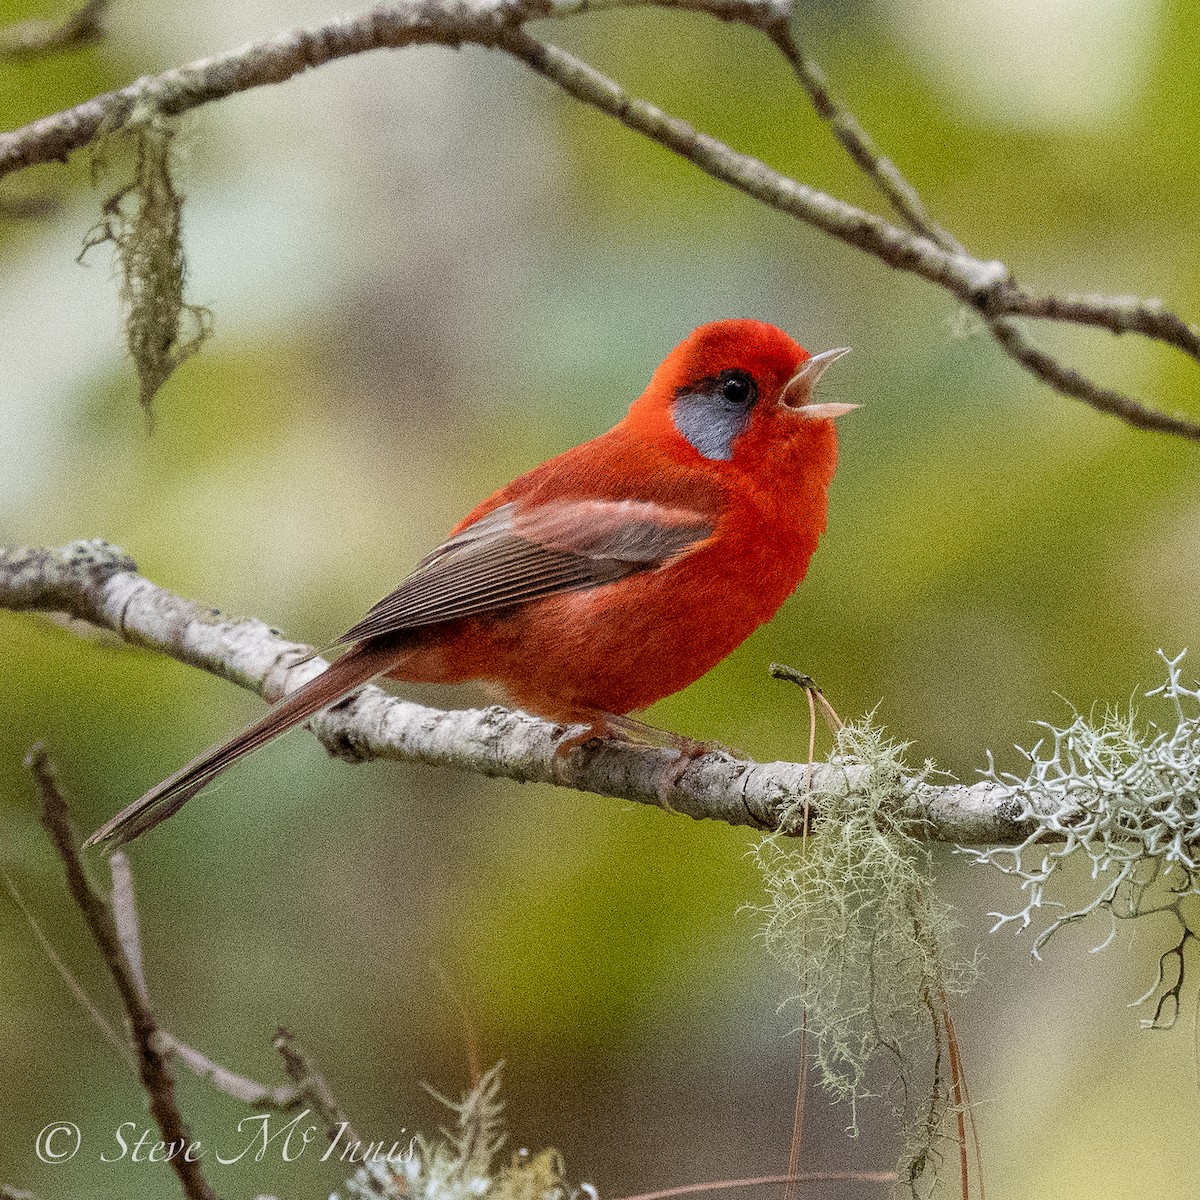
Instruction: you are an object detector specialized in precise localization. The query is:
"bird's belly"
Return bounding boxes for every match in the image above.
[395,530,814,720]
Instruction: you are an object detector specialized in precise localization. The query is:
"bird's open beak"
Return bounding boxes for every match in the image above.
[781,346,858,418]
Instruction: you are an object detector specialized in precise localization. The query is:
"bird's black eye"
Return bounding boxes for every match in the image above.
[672,368,758,460]
[720,372,755,406]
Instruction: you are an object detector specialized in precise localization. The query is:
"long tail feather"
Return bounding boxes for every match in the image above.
[86,641,401,850]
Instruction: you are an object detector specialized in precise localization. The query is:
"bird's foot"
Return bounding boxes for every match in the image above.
[607,718,735,811]
[550,711,731,806]
[552,721,620,758]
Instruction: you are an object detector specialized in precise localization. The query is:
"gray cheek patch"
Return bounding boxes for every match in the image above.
[672,392,753,461]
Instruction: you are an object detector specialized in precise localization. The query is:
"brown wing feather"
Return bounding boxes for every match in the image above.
[88,501,713,848]
[336,498,713,645]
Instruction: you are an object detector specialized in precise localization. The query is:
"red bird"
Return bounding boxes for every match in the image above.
[88,319,854,847]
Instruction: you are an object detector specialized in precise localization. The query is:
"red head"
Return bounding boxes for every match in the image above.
[624,319,855,486]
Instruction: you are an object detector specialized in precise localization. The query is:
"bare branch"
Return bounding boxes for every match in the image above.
[0,2,1196,436]
[4,840,294,1109]
[610,1172,898,1200]
[765,20,964,253]
[986,316,1200,439]
[108,852,150,1004]
[0,0,108,62]
[274,1029,364,1150]
[0,0,1194,437]
[987,288,1200,361]
[504,23,1200,438]
[495,24,1015,305]
[2,539,1040,846]
[167,1036,300,1109]
[27,746,218,1200]
[0,868,135,1067]
[0,0,542,178]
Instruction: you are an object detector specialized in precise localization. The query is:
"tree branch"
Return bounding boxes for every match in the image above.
[0,0,108,62]
[28,745,218,1200]
[4,836,298,1111]
[2,540,1036,845]
[274,1029,365,1151]
[0,0,1196,437]
[103,850,304,1108]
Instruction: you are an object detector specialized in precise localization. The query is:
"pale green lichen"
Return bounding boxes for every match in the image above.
[332,1064,584,1200]
[749,716,974,1190]
[80,102,211,416]
[968,649,1200,1028]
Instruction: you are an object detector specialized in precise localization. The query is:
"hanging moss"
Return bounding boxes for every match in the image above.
[80,104,211,417]
[750,716,976,1193]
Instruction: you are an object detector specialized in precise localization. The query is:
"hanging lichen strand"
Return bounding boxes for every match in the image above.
[81,105,211,415]
[750,717,976,1191]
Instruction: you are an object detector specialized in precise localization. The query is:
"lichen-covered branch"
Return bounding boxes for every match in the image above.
[962,651,1200,1024]
[0,0,1196,437]
[2,539,1035,846]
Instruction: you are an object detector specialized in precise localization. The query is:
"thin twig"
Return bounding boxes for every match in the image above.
[498,22,1200,439]
[765,19,964,254]
[0,0,1194,436]
[274,1028,364,1150]
[940,992,985,1200]
[611,1171,897,1200]
[272,1027,394,1198]
[0,0,108,62]
[0,868,135,1068]
[165,1035,301,1109]
[5,810,298,1108]
[986,315,1200,439]
[780,1014,810,1200]
[109,852,150,1004]
[987,289,1200,361]
[27,746,218,1200]
[432,963,485,1090]
[105,842,303,1107]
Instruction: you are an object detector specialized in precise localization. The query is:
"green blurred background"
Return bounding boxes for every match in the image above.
[2,0,1198,1195]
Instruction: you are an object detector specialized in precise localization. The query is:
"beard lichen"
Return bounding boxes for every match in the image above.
[750,716,975,1191]
[967,648,1200,1028]
[333,1063,584,1200]
[79,101,211,417]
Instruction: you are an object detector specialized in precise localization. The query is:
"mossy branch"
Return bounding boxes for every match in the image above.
[963,649,1200,1027]
[750,719,976,1191]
